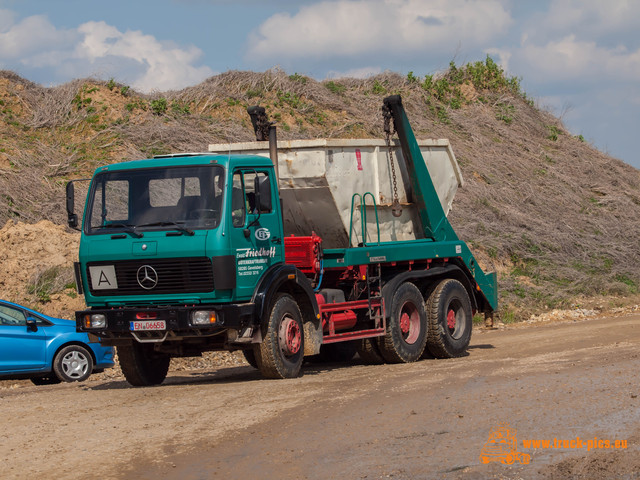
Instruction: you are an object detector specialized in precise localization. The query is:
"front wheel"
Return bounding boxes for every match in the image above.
[425,279,473,358]
[118,343,170,386]
[53,345,94,382]
[256,293,304,379]
[378,282,428,363]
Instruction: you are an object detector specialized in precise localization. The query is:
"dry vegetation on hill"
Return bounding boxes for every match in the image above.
[1,57,639,320]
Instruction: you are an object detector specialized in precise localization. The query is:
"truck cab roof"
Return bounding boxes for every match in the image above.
[93,152,274,174]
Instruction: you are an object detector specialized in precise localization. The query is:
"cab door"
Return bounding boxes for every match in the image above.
[0,304,46,373]
[229,168,284,300]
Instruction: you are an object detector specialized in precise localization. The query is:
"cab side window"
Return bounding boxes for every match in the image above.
[232,172,245,227]
[231,170,272,228]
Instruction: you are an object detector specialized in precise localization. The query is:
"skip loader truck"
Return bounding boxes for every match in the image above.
[67,95,497,386]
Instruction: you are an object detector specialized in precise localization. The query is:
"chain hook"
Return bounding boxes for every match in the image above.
[382,104,402,217]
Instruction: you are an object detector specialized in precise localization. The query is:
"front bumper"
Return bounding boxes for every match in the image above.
[76,303,255,340]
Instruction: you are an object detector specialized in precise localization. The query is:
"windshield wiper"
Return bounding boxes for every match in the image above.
[137,221,194,236]
[102,223,143,238]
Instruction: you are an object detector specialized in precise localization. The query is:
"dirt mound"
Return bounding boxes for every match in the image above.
[0,219,84,318]
[1,61,640,319]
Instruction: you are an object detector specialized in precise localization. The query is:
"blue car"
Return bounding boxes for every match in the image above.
[0,300,114,385]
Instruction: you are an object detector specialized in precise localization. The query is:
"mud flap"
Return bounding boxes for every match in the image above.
[303,319,322,356]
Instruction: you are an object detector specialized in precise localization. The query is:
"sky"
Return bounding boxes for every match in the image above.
[0,0,638,167]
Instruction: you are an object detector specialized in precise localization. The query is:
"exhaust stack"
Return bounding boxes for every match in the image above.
[247,106,279,183]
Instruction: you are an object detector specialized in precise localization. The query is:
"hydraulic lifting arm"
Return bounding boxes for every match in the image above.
[383,94,458,242]
[383,95,498,312]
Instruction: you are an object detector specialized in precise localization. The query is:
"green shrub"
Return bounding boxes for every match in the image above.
[371,80,386,95]
[546,125,561,141]
[325,81,346,95]
[150,98,168,115]
[171,101,190,115]
[277,91,302,109]
[289,73,308,84]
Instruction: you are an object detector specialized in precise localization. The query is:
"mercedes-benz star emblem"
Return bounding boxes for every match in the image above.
[137,265,158,290]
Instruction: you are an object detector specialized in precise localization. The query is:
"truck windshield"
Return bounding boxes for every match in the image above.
[86,165,224,234]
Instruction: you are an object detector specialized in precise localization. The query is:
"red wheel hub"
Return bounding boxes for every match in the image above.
[399,302,420,344]
[447,309,456,330]
[279,317,301,356]
[400,312,411,334]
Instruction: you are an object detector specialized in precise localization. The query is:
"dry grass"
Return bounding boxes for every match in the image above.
[1,65,639,317]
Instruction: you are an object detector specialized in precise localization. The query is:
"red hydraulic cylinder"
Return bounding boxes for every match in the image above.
[316,294,358,333]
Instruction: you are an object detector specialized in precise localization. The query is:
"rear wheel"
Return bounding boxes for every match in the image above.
[426,279,473,358]
[53,345,94,382]
[256,293,304,379]
[378,282,428,363]
[118,343,170,386]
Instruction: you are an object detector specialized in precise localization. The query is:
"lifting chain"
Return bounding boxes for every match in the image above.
[382,104,402,217]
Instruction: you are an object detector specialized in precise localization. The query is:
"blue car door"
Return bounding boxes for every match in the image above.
[0,304,46,373]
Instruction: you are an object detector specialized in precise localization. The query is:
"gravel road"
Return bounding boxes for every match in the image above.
[1,314,639,479]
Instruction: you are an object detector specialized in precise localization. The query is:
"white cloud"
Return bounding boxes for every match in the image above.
[326,66,382,79]
[0,9,16,32]
[515,35,640,85]
[246,0,512,62]
[72,21,214,91]
[541,0,640,38]
[0,13,76,58]
[0,13,213,92]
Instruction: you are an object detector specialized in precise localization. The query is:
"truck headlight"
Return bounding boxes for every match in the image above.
[83,314,106,329]
[192,310,217,325]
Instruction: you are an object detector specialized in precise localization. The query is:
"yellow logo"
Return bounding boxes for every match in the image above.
[479,423,531,465]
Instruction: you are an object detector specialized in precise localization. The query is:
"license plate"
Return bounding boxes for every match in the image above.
[130,320,166,331]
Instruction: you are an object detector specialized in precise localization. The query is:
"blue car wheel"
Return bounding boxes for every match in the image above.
[53,345,94,382]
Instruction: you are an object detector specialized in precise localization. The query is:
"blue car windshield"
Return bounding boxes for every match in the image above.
[86,165,224,234]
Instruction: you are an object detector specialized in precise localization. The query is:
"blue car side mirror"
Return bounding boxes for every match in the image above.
[26,318,38,332]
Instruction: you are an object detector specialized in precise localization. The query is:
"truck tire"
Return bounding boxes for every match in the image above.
[378,282,428,363]
[256,293,304,379]
[355,338,385,365]
[118,343,170,387]
[425,279,472,358]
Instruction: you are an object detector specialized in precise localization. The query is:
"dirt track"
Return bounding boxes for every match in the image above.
[1,314,639,480]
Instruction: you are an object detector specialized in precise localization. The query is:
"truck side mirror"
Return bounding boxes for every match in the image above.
[66,182,79,229]
[255,175,272,212]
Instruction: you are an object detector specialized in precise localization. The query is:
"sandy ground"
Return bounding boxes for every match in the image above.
[1,314,639,480]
